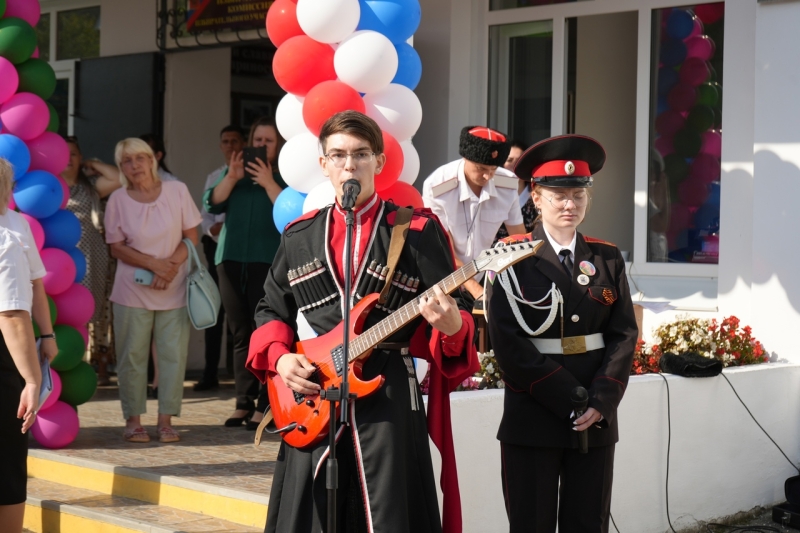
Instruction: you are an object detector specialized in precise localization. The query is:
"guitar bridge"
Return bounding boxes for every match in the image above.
[292,363,321,405]
[331,345,346,377]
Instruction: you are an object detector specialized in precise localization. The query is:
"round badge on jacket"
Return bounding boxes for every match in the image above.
[579,261,596,276]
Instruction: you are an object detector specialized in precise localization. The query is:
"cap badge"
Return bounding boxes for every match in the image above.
[565,161,575,175]
[579,261,596,276]
[491,150,498,159]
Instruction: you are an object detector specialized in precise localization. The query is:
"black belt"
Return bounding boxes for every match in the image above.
[376,342,410,353]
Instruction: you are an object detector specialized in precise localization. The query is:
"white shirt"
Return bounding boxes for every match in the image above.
[543,227,577,265]
[0,210,46,314]
[422,159,523,266]
[201,166,227,243]
[158,168,180,182]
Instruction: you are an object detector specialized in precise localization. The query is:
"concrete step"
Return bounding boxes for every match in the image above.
[25,477,262,533]
[27,449,268,528]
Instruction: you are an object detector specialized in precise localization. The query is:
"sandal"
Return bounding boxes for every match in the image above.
[123,426,150,443]
[158,426,180,443]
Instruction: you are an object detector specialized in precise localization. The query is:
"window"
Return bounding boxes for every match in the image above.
[648,3,724,264]
[490,0,585,11]
[56,7,101,60]
[35,14,51,62]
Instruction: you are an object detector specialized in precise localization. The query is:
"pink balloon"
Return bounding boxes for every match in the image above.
[0,92,49,140]
[700,130,722,158]
[4,0,42,27]
[685,36,715,61]
[53,283,95,328]
[689,16,704,38]
[678,178,710,208]
[20,213,44,251]
[30,400,79,449]
[27,132,70,175]
[31,47,39,59]
[655,110,685,137]
[8,197,15,211]
[40,369,62,411]
[654,136,674,157]
[40,248,76,296]
[0,57,19,105]
[690,153,720,184]
[679,58,710,86]
[667,83,697,112]
[56,176,70,208]
[76,324,89,347]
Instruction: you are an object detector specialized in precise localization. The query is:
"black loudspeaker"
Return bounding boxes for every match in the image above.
[772,475,800,530]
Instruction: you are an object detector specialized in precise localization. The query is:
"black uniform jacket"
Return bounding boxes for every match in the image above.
[486,224,637,449]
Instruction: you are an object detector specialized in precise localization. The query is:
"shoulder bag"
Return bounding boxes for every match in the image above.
[183,238,221,330]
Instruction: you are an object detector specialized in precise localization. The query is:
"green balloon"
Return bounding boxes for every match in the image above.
[51,324,86,372]
[0,0,5,18]
[673,128,702,158]
[697,83,719,107]
[16,58,57,100]
[664,154,689,183]
[58,361,98,406]
[33,319,40,338]
[47,102,60,133]
[686,105,715,133]
[48,295,57,325]
[0,18,37,65]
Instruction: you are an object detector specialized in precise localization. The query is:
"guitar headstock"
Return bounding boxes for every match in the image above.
[474,239,543,274]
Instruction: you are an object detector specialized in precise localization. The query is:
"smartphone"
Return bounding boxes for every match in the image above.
[243,146,268,177]
[134,268,155,285]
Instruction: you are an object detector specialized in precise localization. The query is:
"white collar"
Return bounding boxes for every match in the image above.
[457,159,497,203]
[543,227,576,259]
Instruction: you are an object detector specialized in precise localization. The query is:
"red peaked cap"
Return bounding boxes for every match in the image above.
[514,134,606,188]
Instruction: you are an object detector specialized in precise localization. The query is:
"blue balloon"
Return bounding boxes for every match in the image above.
[273,187,307,234]
[660,38,687,67]
[13,170,63,219]
[67,248,86,283]
[40,209,82,250]
[357,0,421,44]
[0,134,31,180]
[657,67,679,97]
[392,42,422,90]
[694,202,720,231]
[666,10,694,40]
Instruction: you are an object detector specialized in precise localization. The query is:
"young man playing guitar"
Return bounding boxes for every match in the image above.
[247,111,479,533]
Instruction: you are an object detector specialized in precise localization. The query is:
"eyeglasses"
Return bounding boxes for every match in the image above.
[120,154,151,168]
[324,151,375,168]
[542,192,589,210]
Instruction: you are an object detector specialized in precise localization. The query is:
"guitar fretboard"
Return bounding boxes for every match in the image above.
[348,261,479,361]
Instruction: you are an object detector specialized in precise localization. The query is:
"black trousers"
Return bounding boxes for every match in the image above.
[201,236,232,382]
[501,442,615,533]
[217,260,270,412]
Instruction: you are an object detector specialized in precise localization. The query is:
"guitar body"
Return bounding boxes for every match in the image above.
[266,293,385,449]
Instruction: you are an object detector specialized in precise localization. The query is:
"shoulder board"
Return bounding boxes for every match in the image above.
[386,208,434,232]
[499,232,533,245]
[493,175,519,189]
[431,178,458,198]
[584,236,617,247]
[283,208,321,232]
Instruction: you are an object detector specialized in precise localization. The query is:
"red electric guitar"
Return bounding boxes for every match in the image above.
[264,240,543,449]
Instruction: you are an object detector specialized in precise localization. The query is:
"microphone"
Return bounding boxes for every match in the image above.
[341,179,361,211]
[571,386,589,454]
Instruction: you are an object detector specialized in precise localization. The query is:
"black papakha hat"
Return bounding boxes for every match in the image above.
[513,134,606,188]
[458,126,511,167]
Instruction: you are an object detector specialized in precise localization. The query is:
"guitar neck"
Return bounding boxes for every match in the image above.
[349,261,479,361]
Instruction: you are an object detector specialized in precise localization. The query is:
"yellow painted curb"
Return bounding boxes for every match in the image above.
[24,503,140,533]
[27,456,267,528]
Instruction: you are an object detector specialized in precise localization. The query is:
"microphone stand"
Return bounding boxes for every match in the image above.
[322,205,356,533]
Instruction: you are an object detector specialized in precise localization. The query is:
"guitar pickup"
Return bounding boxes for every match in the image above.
[330,345,346,377]
[292,363,322,404]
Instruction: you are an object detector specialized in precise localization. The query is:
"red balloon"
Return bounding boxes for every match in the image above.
[378,181,423,209]
[302,81,365,136]
[654,135,674,158]
[679,58,710,86]
[689,153,720,184]
[678,177,709,208]
[667,82,697,112]
[694,3,724,25]
[266,0,304,48]
[375,131,403,192]
[655,110,685,137]
[272,36,336,97]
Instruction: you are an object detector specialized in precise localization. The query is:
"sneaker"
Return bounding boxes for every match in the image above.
[193,379,219,391]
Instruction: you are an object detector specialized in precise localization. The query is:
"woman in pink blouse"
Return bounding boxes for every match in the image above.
[104,138,202,444]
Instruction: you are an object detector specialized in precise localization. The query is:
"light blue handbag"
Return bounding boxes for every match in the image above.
[183,238,221,330]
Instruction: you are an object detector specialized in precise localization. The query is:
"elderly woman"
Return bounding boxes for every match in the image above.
[204,117,286,430]
[0,158,57,532]
[61,137,121,385]
[104,139,202,444]
[487,135,637,533]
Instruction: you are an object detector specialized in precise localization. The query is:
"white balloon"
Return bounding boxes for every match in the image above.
[275,94,308,140]
[303,180,336,213]
[363,84,423,142]
[398,140,420,185]
[278,132,328,194]
[334,31,399,94]
[296,0,360,44]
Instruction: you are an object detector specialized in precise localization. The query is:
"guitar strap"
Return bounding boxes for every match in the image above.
[378,207,413,305]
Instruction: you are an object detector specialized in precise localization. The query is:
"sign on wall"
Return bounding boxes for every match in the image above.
[186,0,274,32]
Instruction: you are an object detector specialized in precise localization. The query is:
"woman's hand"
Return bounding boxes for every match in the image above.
[40,338,59,362]
[18,382,39,434]
[573,407,602,432]
[248,157,276,190]
[150,258,179,283]
[151,274,170,291]
[226,151,246,182]
[276,353,321,395]
[418,285,463,336]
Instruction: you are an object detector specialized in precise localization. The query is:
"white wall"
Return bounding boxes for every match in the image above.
[749,2,800,364]
[99,0,159,57]
[429,364,800,533]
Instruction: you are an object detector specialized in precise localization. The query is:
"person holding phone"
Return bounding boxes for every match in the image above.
[104,138,201,444]
[203,116,286,430]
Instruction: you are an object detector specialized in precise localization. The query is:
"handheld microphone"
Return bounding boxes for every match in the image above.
[341,179,361,211]
[571,386,589,454]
